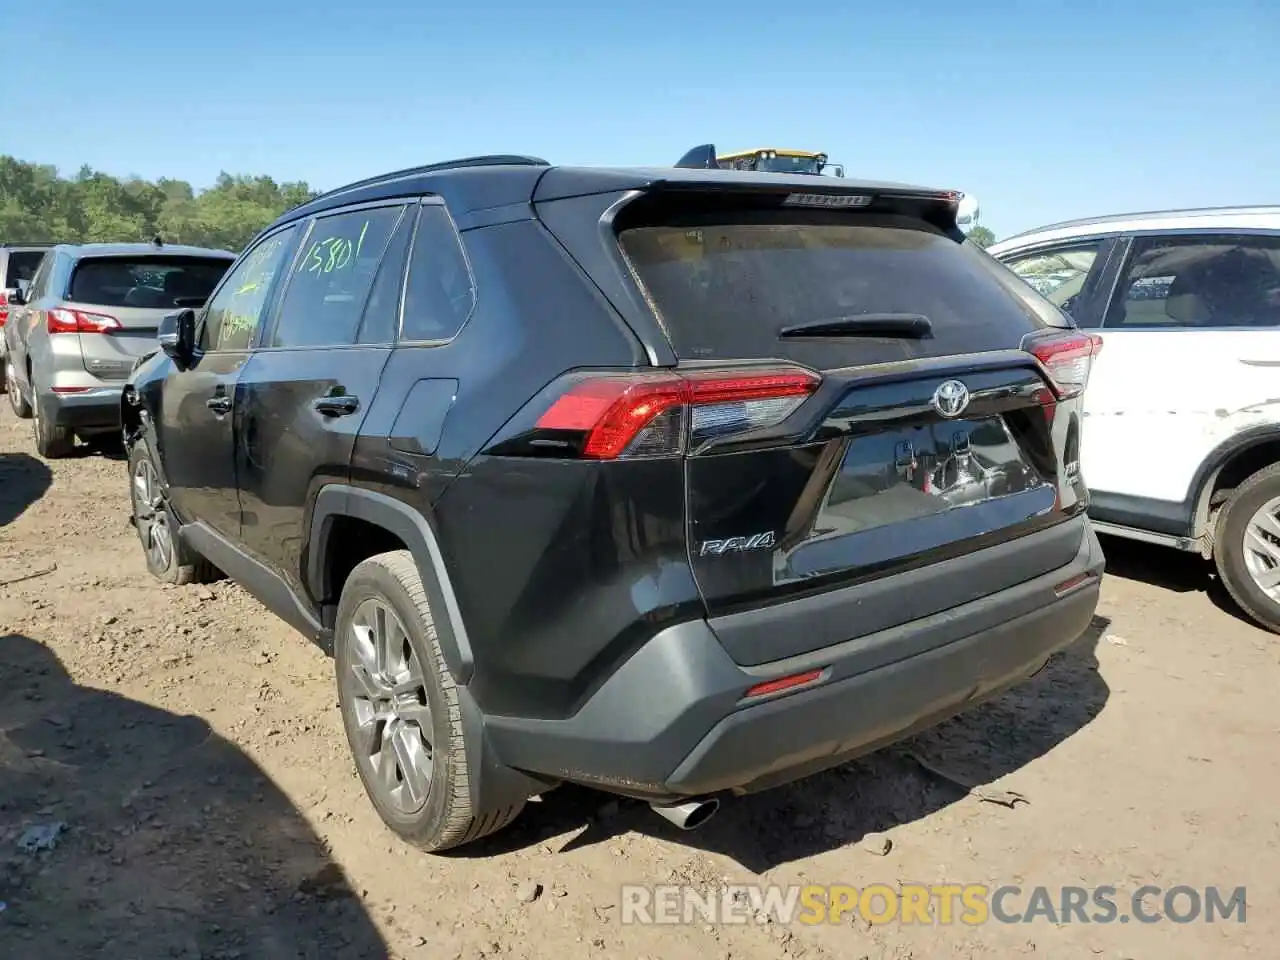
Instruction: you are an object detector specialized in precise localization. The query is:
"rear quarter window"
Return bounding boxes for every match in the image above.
[617,214,1066,363]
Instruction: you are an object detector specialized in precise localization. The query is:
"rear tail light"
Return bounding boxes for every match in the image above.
[0,291,8,327]
[1023,329,1101,399]
[48,308,122,334]
[532,365,821,459]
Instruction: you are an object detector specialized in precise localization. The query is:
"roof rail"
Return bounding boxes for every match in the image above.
[304,154,551,207]
[0,240,56,248]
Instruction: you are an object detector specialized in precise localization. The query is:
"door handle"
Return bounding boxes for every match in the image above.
[206,395,232,415]
[314,394,360,417]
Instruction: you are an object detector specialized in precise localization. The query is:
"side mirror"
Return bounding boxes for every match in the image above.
[158,308,196,366]
[7,284,26,306]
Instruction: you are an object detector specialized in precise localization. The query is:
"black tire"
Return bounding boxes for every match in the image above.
[334,550,524,851]
[31,377,75,458]
[127,441,217,585]
[1213,462,1280,634]
[7,360,32,419]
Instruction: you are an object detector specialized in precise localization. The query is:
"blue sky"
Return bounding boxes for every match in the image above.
[3,0,1275,237]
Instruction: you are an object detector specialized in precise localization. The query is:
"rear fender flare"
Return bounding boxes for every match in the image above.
[307,485,548,813]
[307,485,474,685]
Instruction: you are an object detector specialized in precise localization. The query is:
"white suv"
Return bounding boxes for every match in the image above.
[990,207,1280,633]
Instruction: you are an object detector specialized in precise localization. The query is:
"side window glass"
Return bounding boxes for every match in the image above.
[270,205,406,348]
[356,208,414,344]
[1107,234,1280,329]
[202,228,297,352]
[401,204,475,342]
[1002,241,1103,324]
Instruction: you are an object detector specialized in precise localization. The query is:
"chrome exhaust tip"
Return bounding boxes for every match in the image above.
[649,797,720,830]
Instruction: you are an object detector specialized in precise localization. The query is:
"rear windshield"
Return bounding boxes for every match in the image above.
[617,214,1065,362]
[67,256,232,308]
[5,250,46,288]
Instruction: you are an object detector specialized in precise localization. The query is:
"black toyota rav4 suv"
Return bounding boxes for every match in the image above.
[121,155,1105,851]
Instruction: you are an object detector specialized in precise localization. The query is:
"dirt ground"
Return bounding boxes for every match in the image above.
[1,408,1276,960]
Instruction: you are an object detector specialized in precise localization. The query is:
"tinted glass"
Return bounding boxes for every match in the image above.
[357,209,413,344]
[67,256,231,308]
[202,229,297,352]
[618,214,1061,364]
[401,205,474,342]
[1002,241,1103,319]
[1106,234,1280,329]
[270,205,406,348]
[5,251,46,288]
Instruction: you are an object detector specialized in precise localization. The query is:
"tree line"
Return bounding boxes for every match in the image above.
[0,153,999,253]
[0,155,318,253]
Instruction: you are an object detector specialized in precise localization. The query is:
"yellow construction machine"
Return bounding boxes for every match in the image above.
[674,144,845,177]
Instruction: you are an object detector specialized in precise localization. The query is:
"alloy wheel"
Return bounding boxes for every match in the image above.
[131,458,173,572]
[1242,494,1280,601]
[342,597,433,814]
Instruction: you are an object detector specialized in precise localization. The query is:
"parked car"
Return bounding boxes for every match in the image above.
[0,242,54,392]
[990,206,1280,632]
[121,155,1105,852]
[5,240,235,457]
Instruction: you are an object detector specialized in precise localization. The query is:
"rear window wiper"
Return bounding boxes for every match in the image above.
[778,313,933,339]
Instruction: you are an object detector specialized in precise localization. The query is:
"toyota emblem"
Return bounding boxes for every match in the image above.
[931,380,970,418]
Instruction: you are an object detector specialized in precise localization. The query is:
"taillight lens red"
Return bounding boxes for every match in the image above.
[48,308,122,334]
[0,291,8,327]
[1023,329,1101,399]
[534,366,821,459]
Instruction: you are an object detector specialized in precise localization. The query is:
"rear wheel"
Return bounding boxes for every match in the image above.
[6,361,31,418]
[31,380,74,458]
[1214,462,1280,633]
[128,441,215,585]
[334,550,523,851]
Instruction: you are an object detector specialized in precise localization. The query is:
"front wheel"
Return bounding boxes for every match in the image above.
[1214,462,1280,633]
[127,441,215,585]
[334,550,524,851]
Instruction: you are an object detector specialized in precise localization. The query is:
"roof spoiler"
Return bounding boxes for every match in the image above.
[674,144,719,170]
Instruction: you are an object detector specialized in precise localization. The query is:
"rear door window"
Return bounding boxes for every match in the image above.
[268,204,407,348]
[618,214,1066,367]
[67,256,232,308]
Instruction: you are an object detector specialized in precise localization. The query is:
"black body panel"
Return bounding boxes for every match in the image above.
[121,157,1103,821]
[234,345,392,598]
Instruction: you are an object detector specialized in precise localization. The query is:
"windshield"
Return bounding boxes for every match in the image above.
[67,256,232,308]
[754,156,825,175]
[618,213,1065,366]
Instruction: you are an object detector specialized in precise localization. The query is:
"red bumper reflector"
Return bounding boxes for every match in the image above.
[744,669,824,700]
[1053,572,1099,596]
[51,386,91,394]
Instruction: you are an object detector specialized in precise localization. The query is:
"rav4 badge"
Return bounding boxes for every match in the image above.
[699,531,777,557]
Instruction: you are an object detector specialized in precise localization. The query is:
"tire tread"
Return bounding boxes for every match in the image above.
[1213,461,1280,634]
[345,550,522,851]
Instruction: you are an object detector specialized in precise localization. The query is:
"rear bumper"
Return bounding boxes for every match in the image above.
[44,385,123,433]
[485,517,1104,800]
